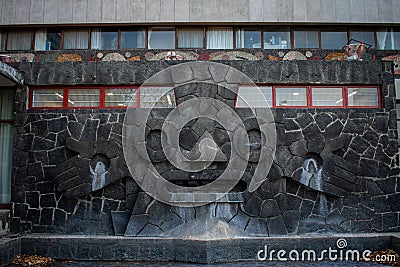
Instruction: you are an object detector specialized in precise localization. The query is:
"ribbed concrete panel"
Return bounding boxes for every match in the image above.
[30,0,45,23]
[2,0,16,25]
[321,0,337,23]
[146,0,161,22]
[174,0,190,22]
[0,0,399,25]
[130,0,146,23]
[278,0,294,22]
[350,0,365,23]
[202,0,219,22]
[73,0,88,23]
[102,0,117,23]
[58,0,73,23]
[44,0,58,23]
[364,0,379,23]
[189,0,204,22]
[335,0,351,23]
[160,0,174,22]
[263,0,278,22]
[249,0,264,22]
[378,0,394,23]
[307,0,322,22]
[87,0,102,23]
[15,0,30,24]
[293,0,307,22]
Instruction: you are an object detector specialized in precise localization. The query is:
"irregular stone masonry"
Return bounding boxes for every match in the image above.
[9,60,400,236]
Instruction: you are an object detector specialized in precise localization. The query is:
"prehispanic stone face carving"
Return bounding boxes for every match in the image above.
[10,61,400,236]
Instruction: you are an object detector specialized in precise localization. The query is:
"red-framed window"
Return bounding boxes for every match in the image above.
[30,86,140,109]
[235,85,381,108]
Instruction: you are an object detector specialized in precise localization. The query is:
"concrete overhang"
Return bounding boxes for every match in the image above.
[0,62,24,87]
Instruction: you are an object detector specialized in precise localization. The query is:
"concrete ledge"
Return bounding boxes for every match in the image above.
[0,233,394,264]
[0,237,20,267]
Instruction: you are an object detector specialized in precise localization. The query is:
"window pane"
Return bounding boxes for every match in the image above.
[178,28,204,48]
[347,87,379,107]
[148,28,175,49]
[206,27,233,49]
[68,89,100,107]
[275,87,307,107]
[105,88,138,107]
[0,122,12,203]
[63,29,89,49]
[311,87,343,106]
[377,28,400,50]
[293,30,319,48]
[35,29,61,50]
[91,28,118,50]
[140,86,175,107]
[236,86,272,107]
[349,30,375,48]
[7,30,33,50]
[32,89,64,108]
[0,90,13,120]
[0,31,5,51]
[263,27,291,49]
[321,29,347,49]
[120,29,146,49]
[236,28,261,48]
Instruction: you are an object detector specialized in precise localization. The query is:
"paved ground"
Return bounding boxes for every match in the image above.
[7,261,391,267]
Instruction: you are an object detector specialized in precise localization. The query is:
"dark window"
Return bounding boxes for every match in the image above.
[120,29,146,49]
[263,27,291,49]
[349,29,376,48]
[321,28,348,49]
[236,28,261,48]
[148,27,175,49]
[293,29,319,48]
[35,28,61,50]
[91,28,118,50]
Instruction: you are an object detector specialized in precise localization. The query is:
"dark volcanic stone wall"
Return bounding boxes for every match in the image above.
[9,60,400,235]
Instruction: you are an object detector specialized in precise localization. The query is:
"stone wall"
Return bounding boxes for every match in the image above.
[9,60,400,236]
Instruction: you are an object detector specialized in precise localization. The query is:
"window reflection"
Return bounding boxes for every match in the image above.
[236,28,261,48]
[263,27,291,49]
[293,30,319,48]
[148,28,175,49]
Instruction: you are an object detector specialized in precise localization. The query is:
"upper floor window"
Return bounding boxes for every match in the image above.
[34,29,61,50]
[236,28,261,49]
[178,27,204,48]
[148,27,175,49]
[321,28,347,49]
[349,29,375,48]
[91,28,118,50]
[377,28,400,50]
[263,27,291,49]
[293,29,319,48]
[120,28,146,49]
[0,30,5,51]
[206,27,233,49]
[63,29,89,49]
[7,30,33,50]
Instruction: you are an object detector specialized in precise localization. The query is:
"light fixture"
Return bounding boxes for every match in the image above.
[293,92,300,96]
[335,99,343,104]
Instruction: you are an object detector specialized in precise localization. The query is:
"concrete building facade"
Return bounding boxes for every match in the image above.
[0,0,400,264]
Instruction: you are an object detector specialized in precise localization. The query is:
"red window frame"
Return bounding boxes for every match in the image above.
[235,85,381,109]
[29,86,140,110]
